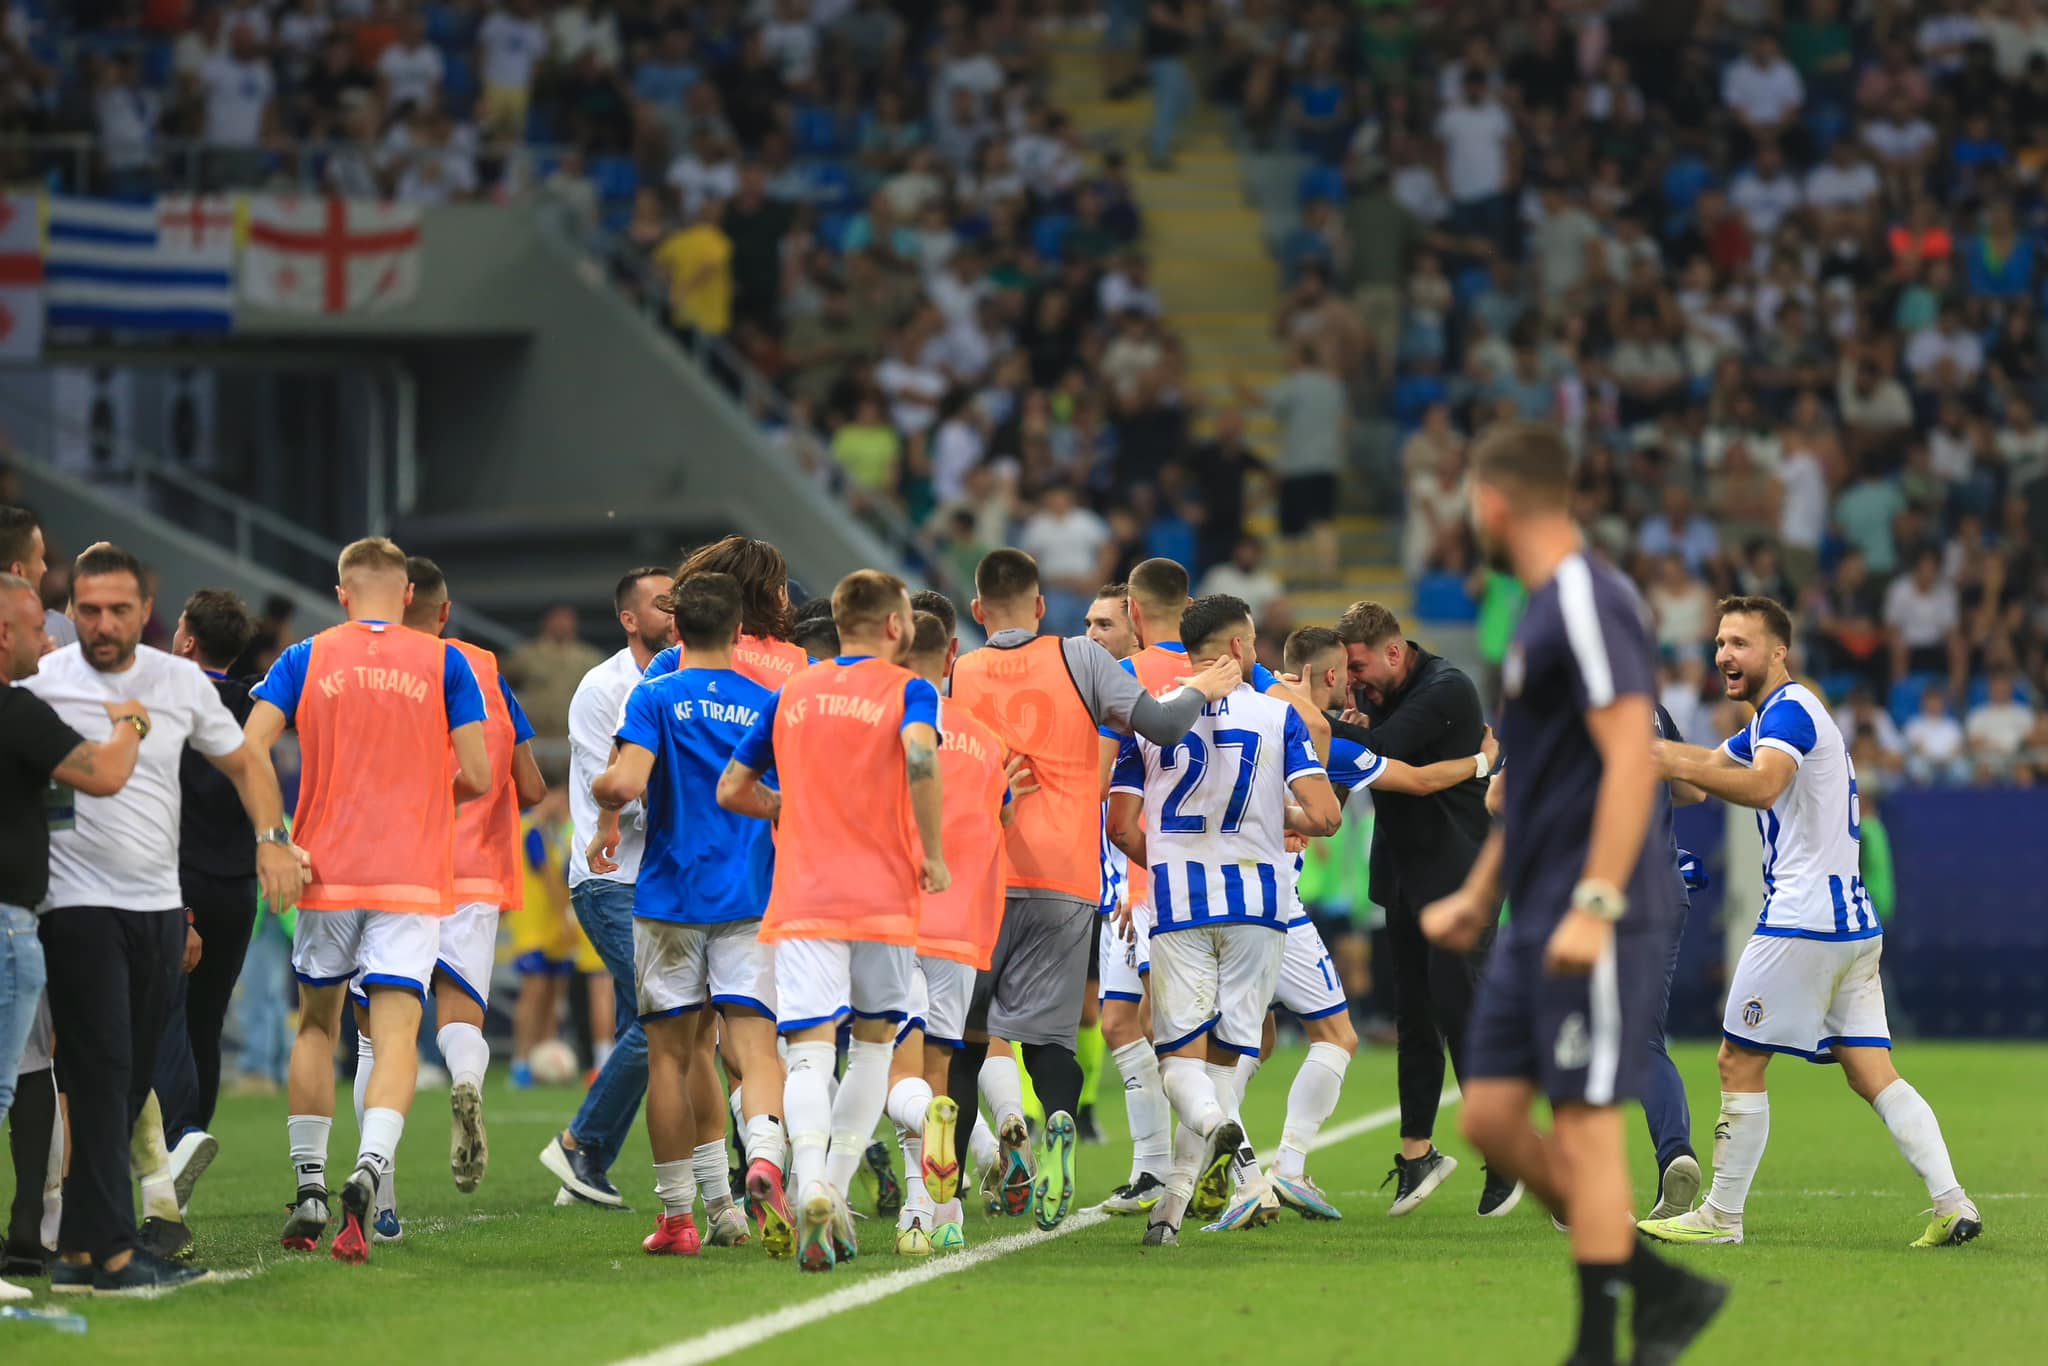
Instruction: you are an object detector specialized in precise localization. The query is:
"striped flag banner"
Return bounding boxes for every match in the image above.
[46,195,235,333]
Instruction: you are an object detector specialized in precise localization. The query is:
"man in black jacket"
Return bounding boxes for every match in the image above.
[153,590,259,1214]
[1335,601,1518,1218]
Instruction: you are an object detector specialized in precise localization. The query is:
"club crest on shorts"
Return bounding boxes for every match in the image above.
[1502,643,1526,699]
[1554,1012,1590,1070]
[1741,996,1765,1028]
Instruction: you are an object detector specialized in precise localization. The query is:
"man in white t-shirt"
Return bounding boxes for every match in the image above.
[1965,672,2038,776]
[1729,142,1803,238]
[1434,68,1516,251]
[1721,33,1804,143]
[877,327,947,437]
[537,565,676,1210]
[1904,307,1985,389]
[1803,139,1881,213]
[195,28,275,149]
[378,13,445,114]
[476,0,549,139]
[1902,689,1969,785]
[1019,482,1112,634]
[25,545,301,1294]
[1884,547,1961,679]
[1863,97,1938,194]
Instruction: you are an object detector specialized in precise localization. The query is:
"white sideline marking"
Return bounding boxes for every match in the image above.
[609,1088,1460,1366]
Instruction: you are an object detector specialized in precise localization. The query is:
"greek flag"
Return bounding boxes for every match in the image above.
[46,196,234,332]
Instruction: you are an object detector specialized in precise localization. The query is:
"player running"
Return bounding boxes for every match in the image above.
[349,558,545,1243]
[718,570,948,1272]
[593,573,783,1257]
[1638,596,1981,1250]
[1422,422,1726,1366]
[1108,594,1341,1244]
[950,549,1238,1230]
[246,537,491,1264]
[886,609,1028,1254]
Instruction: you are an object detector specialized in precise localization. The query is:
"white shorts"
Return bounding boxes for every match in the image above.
[1098,913,1151,1005]
[773,938,915,1034]
[351,900,500,1010]
[17,994,52,1073]
[634,917,776,1023]
[1722,933,1892,1062]
[1272,918,1347,1021]
[296,909,439,1000]
[1149,923,1287,1059]
[901,954,976,1049]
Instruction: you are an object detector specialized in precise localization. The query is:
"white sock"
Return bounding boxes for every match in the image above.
[782,1041,836,1195]
[886,1076,934,1134]
[1159,1055,1224,1138]
[1206,1060,1257,1186]
[729,1085,746,1130]
[1112,1040,1173,1182]
[969,1109,999,1168]
[1871,1079,1965,1210]
[437,1022,490,1092]
[693,1141,734,1215]
[1234,1052,1264,1097]
[936,1196,963,1227]
[824,1039,893,1198]
[653,1158,697,1217]
[41,1099,64,1248]
[744,1114,787,1172]
[140,1174,180,1223]
[354,1033,374,1130]
[1158,1118,1212,1226]
[358,1106,405,1177]
[897,1128,934,1222]
[979,1052,1025,1132]
[1277,1042,1350,1181]
[1703,1091,1769,1220]
[134,1094,179,1221]
[594,1038,614,1070]
[289,1114,332,1191]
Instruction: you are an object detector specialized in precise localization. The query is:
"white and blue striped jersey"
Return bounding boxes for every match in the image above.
[1721,680,1876,940]
[1111,684,1325,935]
[1281,736,1389,925]
[1099,806,1128,917]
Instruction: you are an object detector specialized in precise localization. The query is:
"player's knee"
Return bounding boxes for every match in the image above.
[1715,1039,1766,1090]
[1305,1013,1359,1057]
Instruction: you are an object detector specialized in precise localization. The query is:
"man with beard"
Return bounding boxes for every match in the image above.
[538,566,676,1210]
[1332,599,1507,1216]
[27,544,302,1293]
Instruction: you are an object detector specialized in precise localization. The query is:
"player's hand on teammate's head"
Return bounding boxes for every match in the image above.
[1005,754,1039,801]
[1187,654,1242,701]
[919,855,951,895]
[1542,908,1612,977]
[1339,707,1368,728]
[1420,887,1489,953]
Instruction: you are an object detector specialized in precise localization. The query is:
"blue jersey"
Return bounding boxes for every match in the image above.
[1112,685,1324,934]
[1498,553,1672,933]
[615,667,777,926]
[254,622,487,730]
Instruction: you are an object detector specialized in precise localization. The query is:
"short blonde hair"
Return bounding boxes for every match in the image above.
[337,536,407,585]
[832,568,910,636]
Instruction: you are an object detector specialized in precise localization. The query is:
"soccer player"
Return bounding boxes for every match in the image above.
[790,596,839,661]
[347,558,545,1241]
[1075,583,1137,1144]
[1245,626,1497,1222]
[593,573,784,1257]
[1638,597,1981,1250]
[1421,422,1725,1366]
[641,535,809,689]
[1641,703,1709,1221]
[950,549,1238,1230]
[718,569,947,1273]
[886,609,1021,1255]
[1108,594,1342,1245]
[542,566,674,1210]
[246,537,491,1264]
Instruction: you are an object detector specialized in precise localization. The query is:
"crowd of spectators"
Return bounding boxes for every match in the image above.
[1218,0,2048,787]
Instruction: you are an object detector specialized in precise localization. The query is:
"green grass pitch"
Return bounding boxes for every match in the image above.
[1,1041,2039,1365]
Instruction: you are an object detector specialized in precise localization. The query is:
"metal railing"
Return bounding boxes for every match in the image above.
[0,384,525,653]
[0,132,570,198]
[530,197,957,597]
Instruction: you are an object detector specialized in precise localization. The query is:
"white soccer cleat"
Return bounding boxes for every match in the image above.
[449,1081,488,1194]
[1648,1153,1702,1221]
[168,1130,219,1217]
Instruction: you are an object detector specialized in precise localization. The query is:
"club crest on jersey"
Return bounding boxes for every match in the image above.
[1503,644,1526,699]
[1741,996,1765,1028]
[1554,1013,1590,1070]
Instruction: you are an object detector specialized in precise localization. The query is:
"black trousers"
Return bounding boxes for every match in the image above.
[1386,892,1492,1143]
[154,871,259,1140]
[38,906,184,1263]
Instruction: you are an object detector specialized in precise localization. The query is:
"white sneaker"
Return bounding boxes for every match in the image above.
[1648,1153,1702,1221]
[0,1274,31,1302]
[169,1130,219,1217]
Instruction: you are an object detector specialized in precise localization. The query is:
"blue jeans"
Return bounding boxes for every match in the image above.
[234,913,293,1084]
[568,879,647,1172]
[0,904,48,1124]
[1148,57,1194,163]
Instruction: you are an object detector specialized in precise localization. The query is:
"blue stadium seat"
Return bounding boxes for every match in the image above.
[1032,213,1075,263]
[141,39,174,88]
[1817,673,1866,707]
[1889,674,1944,728]
[816,211,854,254]
[1414,571,1479,624]
[591,154,638,208]
[1966,675,2034,709]
[524,105,560,146]
[1297,164,1344,206]
[442,53,478,118]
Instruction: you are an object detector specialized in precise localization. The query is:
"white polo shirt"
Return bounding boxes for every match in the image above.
[566,647,650,888]
[23,643,245,912]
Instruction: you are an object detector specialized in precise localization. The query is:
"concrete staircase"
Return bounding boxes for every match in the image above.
[1047,31,1409,624]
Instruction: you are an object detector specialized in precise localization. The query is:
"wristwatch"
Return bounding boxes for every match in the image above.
[256,826,293,848]
[120,713,150,740]
[1571,878,1627,922]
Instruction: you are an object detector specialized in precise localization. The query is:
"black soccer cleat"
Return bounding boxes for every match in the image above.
[862,1140,904,1217]
[1632,1257,1732,1366]
[139,1215,195,1260]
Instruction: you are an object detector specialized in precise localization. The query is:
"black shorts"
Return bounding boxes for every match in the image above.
[1465,915,1662,1106]
[1086,914,1103,982]
[1279,473,1338,536]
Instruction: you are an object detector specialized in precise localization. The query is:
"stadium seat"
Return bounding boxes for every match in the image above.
[1031,213,1075,263]
[442,53,479,118]
[590,154,639,209]
[1888,674,1944,728]
[1297,164,1344,206]
[1414,571,1479,624]
[1966,675,2034,709]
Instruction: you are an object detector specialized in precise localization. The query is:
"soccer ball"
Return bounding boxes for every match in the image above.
[528,1039,580,1086]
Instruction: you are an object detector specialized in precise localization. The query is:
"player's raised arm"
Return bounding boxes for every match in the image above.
[1360,727,1497,796]
[717,690,783,823]
[1655,735,1796,810]
[1283,706,1343,837]
[1073,632,1231,744]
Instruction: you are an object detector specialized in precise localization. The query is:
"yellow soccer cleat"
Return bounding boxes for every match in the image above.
[896,1216,934,1257]
[1910,1201,1982,1248]
[1638,1207,1743,1246]
[922,1097,961,1205]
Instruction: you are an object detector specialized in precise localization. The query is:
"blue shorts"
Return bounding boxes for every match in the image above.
[1465,914,1663,1106]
